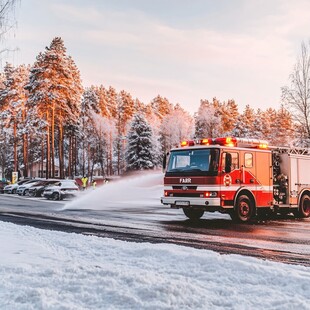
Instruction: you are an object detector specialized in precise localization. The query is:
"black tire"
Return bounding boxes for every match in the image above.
[12,189,17,194]
[232,195,255,223]
[297,194,310,218]
[23,189,29,196]
[183,208,204,220]
[52,192,60,201]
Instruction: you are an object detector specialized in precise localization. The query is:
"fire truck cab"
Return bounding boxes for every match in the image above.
[161,137,310,222]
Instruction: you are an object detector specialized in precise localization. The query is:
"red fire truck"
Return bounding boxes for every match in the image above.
[161,137,310,222]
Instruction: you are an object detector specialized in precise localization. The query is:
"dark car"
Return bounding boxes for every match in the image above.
[0,180,9,194]
[16,179,43,196]
[28,179,59,197]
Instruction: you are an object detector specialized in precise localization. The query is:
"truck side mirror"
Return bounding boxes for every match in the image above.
[225,153,232,173]
[163,154,166,170]
[163,152,169,171]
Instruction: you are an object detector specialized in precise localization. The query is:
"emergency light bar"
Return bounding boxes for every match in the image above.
[180,137,269,149]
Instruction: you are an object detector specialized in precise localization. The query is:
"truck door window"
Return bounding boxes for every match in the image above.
[222,152,239,171]
[245,153,253,168]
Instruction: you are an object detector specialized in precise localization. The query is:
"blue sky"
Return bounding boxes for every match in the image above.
[4,0,310,114]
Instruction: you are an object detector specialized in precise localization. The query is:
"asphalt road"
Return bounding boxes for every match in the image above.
[0,193,309,267]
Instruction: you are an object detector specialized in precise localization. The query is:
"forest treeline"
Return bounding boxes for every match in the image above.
[0,37,307,180]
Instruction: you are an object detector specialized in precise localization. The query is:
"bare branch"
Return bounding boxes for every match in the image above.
[0,0,19,40]
[282,41,310,140]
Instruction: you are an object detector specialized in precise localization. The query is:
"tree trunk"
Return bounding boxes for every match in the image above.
[41,139,44,178]
[51,103,55,178]
[82,139,85,177]
[58,124,64,179]
[68,135,72,178]
[87,143,91,177]
[46,111,50,179]
[13,119,17,173]
[22,133,28,177]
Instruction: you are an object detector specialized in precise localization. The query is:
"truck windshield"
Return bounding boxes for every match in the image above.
[166,148,220,176]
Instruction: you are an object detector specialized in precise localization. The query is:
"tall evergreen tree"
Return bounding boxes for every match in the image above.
[161,104,194,152]
[220,99,239,134]
[0,63,29,176]
[79,87,100,176]
[195,99,221,138]
[149,95,173,120]
[26,37,82,178]
[126,113,155,170]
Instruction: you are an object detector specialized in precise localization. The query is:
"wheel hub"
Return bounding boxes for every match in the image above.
[240,202,249,216]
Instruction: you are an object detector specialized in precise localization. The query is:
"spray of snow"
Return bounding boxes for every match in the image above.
[63,171,164,210]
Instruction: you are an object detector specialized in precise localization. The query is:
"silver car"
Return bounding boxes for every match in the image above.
[43,180,79,200]
[4,179,32,194]
[16,179,42,196]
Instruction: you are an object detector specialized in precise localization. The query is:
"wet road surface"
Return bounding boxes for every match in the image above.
[0,194,309,266]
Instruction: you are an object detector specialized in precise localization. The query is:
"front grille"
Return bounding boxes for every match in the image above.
[172,193,201,197]
[172,186,197,190]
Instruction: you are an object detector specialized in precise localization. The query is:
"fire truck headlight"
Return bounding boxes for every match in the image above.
[205,192,218,198]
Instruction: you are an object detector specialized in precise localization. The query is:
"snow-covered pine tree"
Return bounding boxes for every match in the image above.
[231,105,255,138]
[0,63,29,176]
[271,106,294,146]
[263,108,277,144]
[220,99,239,134]
[145,101,162,167]
[125,113,155,171]
[94,85,110,118]
[194,99,221,138]
[106,86,118,119]
[161,104,194,152]
[114,90,136,174]
[230,115,247,137]
[26,37,83,178]
[79,87,100,176]
[149,95,173,120]
[251,109,264,139]
[117,90,135,136]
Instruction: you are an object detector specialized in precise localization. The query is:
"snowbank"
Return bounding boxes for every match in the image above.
[1,221,309,309]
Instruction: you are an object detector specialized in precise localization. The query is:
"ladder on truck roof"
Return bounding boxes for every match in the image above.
[270,146,310,155]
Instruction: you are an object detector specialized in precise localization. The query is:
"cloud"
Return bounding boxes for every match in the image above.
[8,0,310,113]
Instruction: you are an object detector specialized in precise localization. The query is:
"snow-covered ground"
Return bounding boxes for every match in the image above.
[0,221,309,309]
[1,171,310,309]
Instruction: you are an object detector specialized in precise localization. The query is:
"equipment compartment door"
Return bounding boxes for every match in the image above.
[255,152,272,206]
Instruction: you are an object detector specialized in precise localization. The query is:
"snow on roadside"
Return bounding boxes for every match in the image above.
[0,221,309,310]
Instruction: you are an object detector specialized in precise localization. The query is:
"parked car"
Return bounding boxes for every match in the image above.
[4,179,33,194]
[43,180,79,200]
[0,180,9,194]
[16,179,43,196]
[28,179,59,197]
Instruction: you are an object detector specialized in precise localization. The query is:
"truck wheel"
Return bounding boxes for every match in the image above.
[298,194,310,218]
[183,208,204,220]
[233,195,255,223]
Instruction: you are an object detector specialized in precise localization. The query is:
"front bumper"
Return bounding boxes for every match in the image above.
[161,196,221,208]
